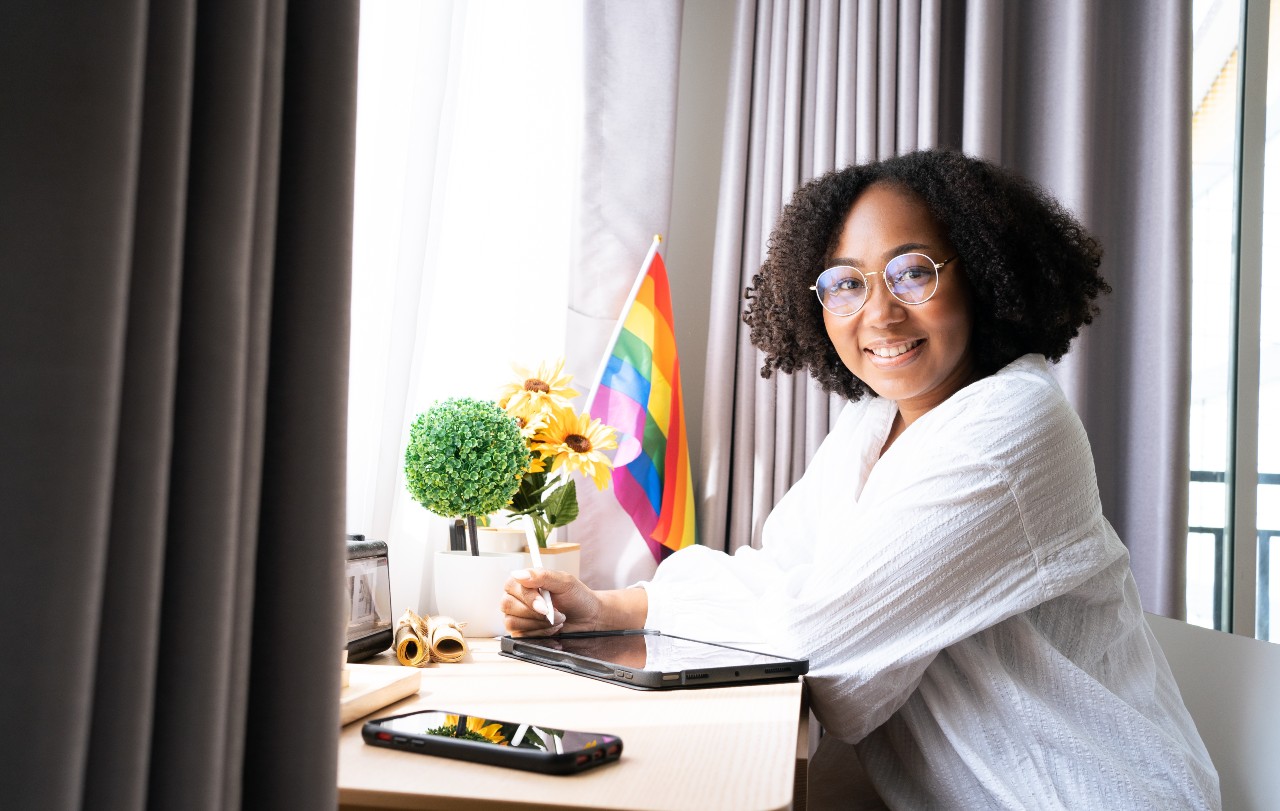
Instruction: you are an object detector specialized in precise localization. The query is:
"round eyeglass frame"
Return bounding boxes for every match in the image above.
[809,253,958,317]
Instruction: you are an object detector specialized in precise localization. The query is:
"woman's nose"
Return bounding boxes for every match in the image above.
[860,273,906,325]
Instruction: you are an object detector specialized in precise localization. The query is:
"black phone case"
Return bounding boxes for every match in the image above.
[362,710,623,775]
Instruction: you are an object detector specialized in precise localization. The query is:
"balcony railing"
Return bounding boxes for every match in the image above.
[1188,470,1278,637]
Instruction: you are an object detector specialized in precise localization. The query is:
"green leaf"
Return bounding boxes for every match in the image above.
[543,478,579,527]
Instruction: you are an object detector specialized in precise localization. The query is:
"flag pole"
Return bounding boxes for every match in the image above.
[583,234,663,415]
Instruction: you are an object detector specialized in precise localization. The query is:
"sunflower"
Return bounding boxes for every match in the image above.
[498,359,579,423]
[510,409,550,474]
[445,714,508,745]
[534,408,618,490]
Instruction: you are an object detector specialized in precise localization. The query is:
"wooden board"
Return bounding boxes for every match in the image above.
[340,663,422,726]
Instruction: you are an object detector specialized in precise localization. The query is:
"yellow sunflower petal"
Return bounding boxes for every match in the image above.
[445,715,508,744]
[537,410,617,490]
[467,719,507,744]
[501,359,581,421]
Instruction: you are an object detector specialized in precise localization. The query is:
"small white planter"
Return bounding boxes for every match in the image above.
[521,542,580,579]
[474,526,527,554]
[432,550,526,638]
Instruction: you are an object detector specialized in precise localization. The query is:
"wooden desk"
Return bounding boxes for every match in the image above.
[338,638,805,811]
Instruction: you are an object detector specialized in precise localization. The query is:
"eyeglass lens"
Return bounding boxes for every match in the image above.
[814,253,941,315]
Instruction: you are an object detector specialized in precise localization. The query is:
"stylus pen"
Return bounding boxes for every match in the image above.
[523,517,556,625]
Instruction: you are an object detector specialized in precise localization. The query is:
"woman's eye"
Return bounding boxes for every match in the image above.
[895,267,934,283]
[834,277,863,291]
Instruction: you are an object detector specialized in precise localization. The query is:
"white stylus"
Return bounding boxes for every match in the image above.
[523,517,556,624]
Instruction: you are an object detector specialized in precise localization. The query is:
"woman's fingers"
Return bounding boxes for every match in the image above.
[500,585,542,616]
[501,589,564,635]
[502,569,597,634]
[509,567,574,592]
[504,616,564,636]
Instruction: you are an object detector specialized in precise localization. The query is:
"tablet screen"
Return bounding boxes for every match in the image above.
[518,632,796,671]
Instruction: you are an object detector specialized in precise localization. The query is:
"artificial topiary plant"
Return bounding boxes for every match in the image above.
[404,397,530,553]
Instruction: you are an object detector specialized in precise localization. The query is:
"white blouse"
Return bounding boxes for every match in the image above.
[641,355,1220,809]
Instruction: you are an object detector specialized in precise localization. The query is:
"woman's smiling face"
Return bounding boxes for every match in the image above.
[822,182,976,423]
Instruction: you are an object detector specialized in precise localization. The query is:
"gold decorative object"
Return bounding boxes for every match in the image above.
[395,608,468,667]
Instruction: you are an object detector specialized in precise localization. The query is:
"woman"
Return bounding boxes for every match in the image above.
[502,150,1220,809]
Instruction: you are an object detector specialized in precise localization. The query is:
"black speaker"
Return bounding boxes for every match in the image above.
[345,534,393,661]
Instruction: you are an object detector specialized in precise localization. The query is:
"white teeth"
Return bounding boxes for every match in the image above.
[871,340,921,358]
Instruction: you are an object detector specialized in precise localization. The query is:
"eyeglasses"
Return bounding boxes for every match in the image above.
[810,253,957,317]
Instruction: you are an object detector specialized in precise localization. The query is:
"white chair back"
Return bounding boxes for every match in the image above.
[1146,613,1280,811]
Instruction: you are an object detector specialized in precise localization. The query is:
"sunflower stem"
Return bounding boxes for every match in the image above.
[533,512,550,548]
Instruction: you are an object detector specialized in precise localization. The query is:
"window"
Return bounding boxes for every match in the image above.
[1188,0,1278,641]
[347,0,582,547]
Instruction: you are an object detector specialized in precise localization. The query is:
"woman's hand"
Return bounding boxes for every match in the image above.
[501,570,649,637]
[502,569,601,636]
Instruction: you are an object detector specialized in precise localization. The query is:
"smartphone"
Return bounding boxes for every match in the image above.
[362,709,623,775]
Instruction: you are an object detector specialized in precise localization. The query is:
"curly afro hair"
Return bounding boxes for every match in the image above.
[743,149,1109,401]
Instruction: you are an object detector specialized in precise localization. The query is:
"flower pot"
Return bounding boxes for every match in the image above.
[432,550,526,638]
[521,542,580,579]
[475,526,527,554]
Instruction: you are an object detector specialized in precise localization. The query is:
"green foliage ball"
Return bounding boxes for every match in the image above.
[404,397,530,518]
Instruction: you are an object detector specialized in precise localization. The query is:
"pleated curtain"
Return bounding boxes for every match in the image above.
[702,0,951,558]
[700,0,1190,617]
[0,1,358,808]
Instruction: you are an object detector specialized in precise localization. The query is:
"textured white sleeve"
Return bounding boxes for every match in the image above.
[639,545,780,643]
[640,445,824,643]
[638,400,869,644]
[647,367,1125,744]
[758,376,1124,743]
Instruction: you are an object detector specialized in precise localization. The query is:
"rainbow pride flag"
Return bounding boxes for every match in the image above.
[587,239,697,563]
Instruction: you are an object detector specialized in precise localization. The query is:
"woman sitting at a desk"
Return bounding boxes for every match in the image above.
[501,150,1219,809]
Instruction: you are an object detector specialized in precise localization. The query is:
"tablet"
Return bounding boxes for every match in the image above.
[499,630,808,690]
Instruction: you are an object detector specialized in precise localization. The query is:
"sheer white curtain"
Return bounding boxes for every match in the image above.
[348,1,583,613]
[563,0,685,590]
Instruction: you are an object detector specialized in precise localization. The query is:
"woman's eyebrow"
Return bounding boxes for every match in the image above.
[881,242,931,260]
[827,242,933,268]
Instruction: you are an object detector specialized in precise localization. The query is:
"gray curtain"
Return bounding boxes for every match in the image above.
[0,1,358,808]
[978,0,1192,621]
[702,0,949,557]
[701,0,1190,618]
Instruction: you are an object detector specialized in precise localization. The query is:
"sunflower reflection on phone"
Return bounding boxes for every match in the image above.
[364,708,621,774]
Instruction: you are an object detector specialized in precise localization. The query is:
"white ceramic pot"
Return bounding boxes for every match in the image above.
[474,526,527,554]
[432,550,526,637]
[522,542,581,579]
